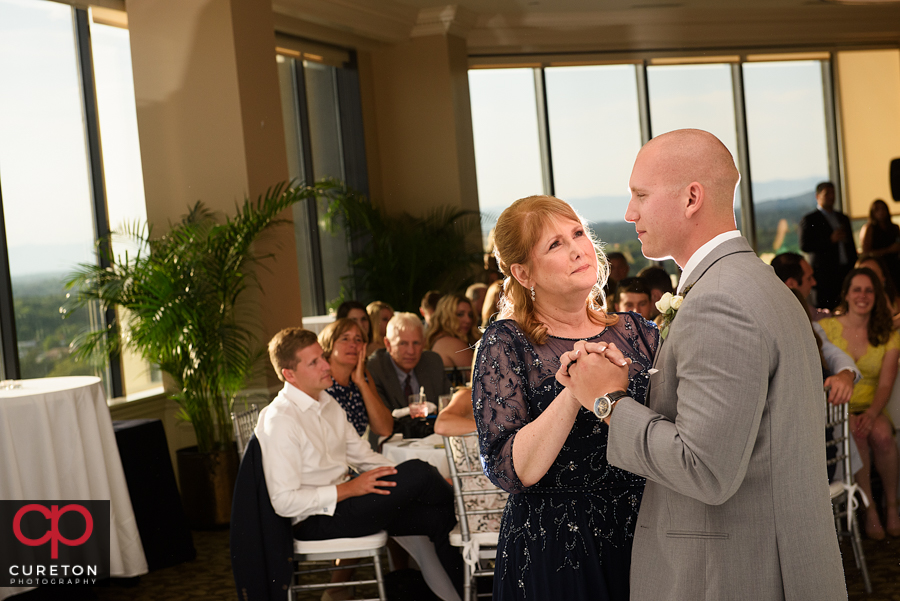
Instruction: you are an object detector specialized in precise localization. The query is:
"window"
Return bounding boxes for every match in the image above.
[277,52,366,316]
[0,0,99,382]
[544,64,644,270]
[0,2,152,399]
[468,68,544,243]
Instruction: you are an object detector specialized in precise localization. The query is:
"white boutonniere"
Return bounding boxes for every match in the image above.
[656,284,693,339]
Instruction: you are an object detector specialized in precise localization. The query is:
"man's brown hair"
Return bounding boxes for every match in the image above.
[268,327,319,382]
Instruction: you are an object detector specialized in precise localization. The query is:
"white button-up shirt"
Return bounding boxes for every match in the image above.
[255,382,394,524]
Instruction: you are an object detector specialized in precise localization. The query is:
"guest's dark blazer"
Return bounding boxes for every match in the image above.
[230,435,293,601]
[798,208,857,272]
[367,348,451,411]
[799,208,857,308]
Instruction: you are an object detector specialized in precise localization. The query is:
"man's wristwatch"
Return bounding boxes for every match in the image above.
[593,390,629,420]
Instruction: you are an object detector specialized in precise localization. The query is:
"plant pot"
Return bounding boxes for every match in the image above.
[176,446,239,529]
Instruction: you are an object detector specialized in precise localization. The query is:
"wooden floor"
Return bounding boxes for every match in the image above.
[8,525,900,600]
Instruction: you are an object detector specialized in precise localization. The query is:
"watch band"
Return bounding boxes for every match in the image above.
[593,389,629,419]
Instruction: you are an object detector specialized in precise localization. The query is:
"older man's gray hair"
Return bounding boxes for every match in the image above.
[386,312,424,341]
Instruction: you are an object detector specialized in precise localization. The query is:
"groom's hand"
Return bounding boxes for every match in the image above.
[557,342,630,411]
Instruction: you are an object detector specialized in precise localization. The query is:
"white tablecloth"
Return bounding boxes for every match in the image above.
[0,377,148,599]
[382,434,450,478]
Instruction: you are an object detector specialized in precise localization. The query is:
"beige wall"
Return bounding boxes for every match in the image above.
[837,49,900,220]
[366,34,480,217]
[125,0,303,391]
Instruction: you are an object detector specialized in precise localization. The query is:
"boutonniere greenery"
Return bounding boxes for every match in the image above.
[656,283,694,339]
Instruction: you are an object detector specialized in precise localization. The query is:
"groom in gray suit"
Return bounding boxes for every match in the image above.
[561,129,846,600]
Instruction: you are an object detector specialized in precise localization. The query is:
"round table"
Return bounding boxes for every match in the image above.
[0,377,148,599]
[381,433,450,478]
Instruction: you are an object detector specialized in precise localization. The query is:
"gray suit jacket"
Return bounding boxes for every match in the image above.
[608,237,846,601]
[366,349,451,412]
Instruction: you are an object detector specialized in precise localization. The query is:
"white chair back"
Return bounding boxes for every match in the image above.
[231,404,259,458]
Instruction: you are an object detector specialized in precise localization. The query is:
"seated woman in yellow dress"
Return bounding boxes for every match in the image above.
[819,266,900,539]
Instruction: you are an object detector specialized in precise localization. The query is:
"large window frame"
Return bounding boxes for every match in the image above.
[469,54,844,257]
[0,5,121,392]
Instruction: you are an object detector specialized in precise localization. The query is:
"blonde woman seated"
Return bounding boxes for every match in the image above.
[318,318,393,439]
[819,267,900,539]
[425,294,481,371]
[366,301,394,356]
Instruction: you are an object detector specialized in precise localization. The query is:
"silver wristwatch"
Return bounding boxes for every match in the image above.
[593,390,629,420]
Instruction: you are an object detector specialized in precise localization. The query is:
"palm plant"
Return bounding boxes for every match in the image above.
[65,181,333,453]
[321,184,483,311]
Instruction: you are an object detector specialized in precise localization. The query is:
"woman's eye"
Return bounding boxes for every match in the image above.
[574,230,583,237]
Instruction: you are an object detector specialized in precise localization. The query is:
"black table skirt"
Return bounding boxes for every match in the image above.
[112,419,196,571]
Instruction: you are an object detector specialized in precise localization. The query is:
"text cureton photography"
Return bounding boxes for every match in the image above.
[0,500,110,588]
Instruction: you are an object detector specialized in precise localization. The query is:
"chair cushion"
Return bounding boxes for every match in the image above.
[829,480,844,500]
[449,526,499,548]
[294,530,388,554]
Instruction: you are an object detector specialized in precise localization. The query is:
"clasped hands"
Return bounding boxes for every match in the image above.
[557,340,631,416]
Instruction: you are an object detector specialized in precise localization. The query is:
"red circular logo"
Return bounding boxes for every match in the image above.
[12,504,94,559]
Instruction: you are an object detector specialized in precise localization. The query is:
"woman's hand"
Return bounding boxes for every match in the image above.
[350,346,367,386]
[854,410,877,438]
[557,341,630,411]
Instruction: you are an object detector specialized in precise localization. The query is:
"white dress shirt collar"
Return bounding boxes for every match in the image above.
[281,381,328,414]
[677,230,743,294]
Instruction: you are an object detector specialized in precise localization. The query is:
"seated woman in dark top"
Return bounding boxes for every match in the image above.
[318,318,393,439]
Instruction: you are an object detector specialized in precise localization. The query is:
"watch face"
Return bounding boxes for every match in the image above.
[594,396,611,418]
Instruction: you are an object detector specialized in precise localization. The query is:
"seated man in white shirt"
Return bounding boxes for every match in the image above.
[255,327,463,596]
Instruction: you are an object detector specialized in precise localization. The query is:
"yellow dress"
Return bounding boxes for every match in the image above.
[818,317,900,415]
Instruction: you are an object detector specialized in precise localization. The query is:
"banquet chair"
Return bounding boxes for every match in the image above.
[443,432,508,601]
[230,434,388,601]
[826,397,872,594]
[231,403,259,458]
[291,533,388,601]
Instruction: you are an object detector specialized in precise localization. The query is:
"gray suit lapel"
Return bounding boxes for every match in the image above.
[678,235,755,292]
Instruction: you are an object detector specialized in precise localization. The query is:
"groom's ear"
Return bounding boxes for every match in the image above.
[510,263,530,289]
[684,181,704,219]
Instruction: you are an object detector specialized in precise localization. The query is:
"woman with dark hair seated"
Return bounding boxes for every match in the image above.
[318,318,393,439]
[819,267,900,539]
[336,300,373,343]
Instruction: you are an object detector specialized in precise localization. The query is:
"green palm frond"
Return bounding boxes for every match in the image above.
[65,180,324,453]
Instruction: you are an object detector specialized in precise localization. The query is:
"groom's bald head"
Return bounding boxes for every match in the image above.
[626,129,740,266]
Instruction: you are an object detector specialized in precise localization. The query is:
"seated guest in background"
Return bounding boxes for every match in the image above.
[818,268,900,539]
[336,300,373,343]
[465,283,488,324]
[366,301,394,356]
[425,294,481,371]
[256,328,462,596]
[799,181,857,310]
[616,277,654,320]
[419,290,443,328]
[857,255,900,328]
[772,255,861,405]
[319,318,394,440]
[434,386,476,437]
[859,198,900,285]
[771,252,830,321]
[368,312,451,412]
[636,265,675,321]
[481,280,503,328]
[607,251,630,283]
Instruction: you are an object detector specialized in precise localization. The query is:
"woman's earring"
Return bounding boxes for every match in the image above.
[530,286,536,302]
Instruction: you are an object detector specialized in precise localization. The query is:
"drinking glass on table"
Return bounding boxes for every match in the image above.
[408,392,428,419]
[438,393,452,413]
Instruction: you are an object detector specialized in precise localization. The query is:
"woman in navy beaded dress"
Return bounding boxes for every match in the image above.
[474,196,658,601]
[318,318,394,441]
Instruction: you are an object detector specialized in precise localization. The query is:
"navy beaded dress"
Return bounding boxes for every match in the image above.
[326,379,368,436]
[474,313,658,601]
